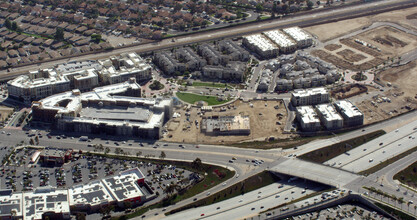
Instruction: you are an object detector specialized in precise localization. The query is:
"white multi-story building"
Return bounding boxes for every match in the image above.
[291,87,329,106]
[242,34,279,59]
[283,27,313,48]
[316,104,343,130]
[32,78,173,139]
[296,106,321,131]
[263,30,297,53]
[98,52,152,84]
[334,100,364,127]
[7,69,71,104]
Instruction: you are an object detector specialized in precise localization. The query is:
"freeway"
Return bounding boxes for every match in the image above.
[327,118,417,173]
[0,0,416,81]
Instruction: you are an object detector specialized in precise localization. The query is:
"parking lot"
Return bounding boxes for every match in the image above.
[0,150,194,199]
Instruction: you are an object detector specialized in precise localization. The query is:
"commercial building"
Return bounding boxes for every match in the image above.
[101,168,153,207]
[69,168,153,212]
[201,115,250,135]
[0,189,23,219]
[283,27,313,48]
[23,187,71,220]
[291,87,329,106]
[296,106,321,131]
[242,34,279,59]
[69,180,115,212]
[98,52,152,84]
[263,30,297,53]
[315,104,343,130]
[334,100,364,127]
[39,148,73,166]
[31,78,173,139]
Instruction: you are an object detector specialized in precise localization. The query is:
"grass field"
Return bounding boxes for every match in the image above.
[176,92,230,105]
[298,130,386,163]
[394,160,417,189]
[167,171,280,215]
[190,82,233,88]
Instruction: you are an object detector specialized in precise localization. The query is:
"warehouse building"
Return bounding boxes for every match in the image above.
[242,34,279,59]
[315,104,343,130]
[334,100,364,127]
[291,87,329,106]
[201,115,250,135]
[296,106,321,131]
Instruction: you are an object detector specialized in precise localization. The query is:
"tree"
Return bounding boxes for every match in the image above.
[76,213,86,220]
[35,136,39,145]
[11,22,18,31]
[5,19,11,29]
[256,4,264,13]
[136,151,142,157]
[191,158,203,171]
[160,151,166,159]
[307,1,314,9]
[105,147,110,154]
[149,80,164,90]
[29,138,34,146]
[91,34,102,44]
[55,28,64,41]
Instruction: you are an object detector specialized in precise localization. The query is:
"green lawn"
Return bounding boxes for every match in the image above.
[167,171,280,215]
[394,160,417,189]
[176,92,230,105]
[298,130,386,163]
[191,82,233,88]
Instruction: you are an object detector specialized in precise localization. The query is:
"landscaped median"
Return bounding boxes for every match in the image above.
[84,153,235,220]
[176,92,231,106]
[166,171,280,216]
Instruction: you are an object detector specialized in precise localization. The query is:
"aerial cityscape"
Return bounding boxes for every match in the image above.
[0,0,417,219]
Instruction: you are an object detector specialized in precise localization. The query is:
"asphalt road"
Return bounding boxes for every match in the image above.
[0,0,415,81]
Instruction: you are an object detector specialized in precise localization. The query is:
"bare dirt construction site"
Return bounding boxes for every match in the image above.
[162,100,290,145]
[305,6,417,42]
[307,6,417,71]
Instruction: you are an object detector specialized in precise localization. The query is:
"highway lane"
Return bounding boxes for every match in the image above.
[0,0,415,81]
[327,119,417,172]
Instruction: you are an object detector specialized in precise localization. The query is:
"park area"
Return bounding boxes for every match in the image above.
[176,92,230,106]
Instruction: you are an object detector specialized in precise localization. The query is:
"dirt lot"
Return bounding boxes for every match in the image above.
[353,60,417,124]
[305,6,417,42]
[356,26,417,60]
[162,100,290,144]
[0,105,13,121]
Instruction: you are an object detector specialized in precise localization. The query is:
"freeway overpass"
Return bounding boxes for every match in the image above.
[269,158,361,187]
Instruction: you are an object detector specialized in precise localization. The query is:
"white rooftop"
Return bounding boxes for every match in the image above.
[334,100,363,118]
[316,104,343,121]
[292,87,328,98]
[264,30,296,48]
[297,106,320,124]
[283,27,312,42]
[244,34,278,52]
[102,168,145,202]
[69,180,115,207]
[23,187,70,220]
